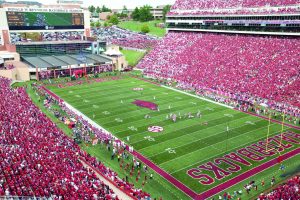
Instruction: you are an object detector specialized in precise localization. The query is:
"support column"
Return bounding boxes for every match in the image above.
[36,66,39,81]
[69,65,72,77]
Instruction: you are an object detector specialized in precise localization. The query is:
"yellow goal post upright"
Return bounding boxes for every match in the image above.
[265,113,285,152]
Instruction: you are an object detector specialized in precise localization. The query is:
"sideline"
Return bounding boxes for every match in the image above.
[80,159,135,200]
[161,85,234,109]
[42,83,300,199]
[41,86,112,135]
[197,148,300,199]
[238,110,300,131]
[41,85,198,199]
[64,101,112,135]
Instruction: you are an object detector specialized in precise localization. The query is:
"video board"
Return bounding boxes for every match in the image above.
[7,11,84,30]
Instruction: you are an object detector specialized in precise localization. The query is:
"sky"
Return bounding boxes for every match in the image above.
[7,0,177,9]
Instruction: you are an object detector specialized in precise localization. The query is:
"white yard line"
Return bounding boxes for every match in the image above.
[129,109,238,144]
[141,118,262,158]
[161,85,234,109]
[158,124,284,168]
[167,127,289,174]
[108,102,223,131]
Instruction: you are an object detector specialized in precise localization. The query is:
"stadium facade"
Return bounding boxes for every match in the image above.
[0,5,117,81]
[166,2,300,36]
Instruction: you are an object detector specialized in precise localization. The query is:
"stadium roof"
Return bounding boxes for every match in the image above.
[23,54,112,68]
[15,41,92,45]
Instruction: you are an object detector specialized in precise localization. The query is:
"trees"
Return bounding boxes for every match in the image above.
[138,5,153,22]
[96,6,101,13]
[132,7,140,21]
[101,5,111,12]
[162,5,171,21]
[122,5,128,13]
[117,13,128,19]
[109,15,119,25]
[88,5,95,13]
[132,6,153,22]
[141,24,150,33]
[95,21,101,28]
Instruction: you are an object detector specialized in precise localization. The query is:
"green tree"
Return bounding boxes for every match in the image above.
[117,13,128,19]
[131,7,140,21]
[95,21,101,27]
[103,21,109,27]
[122,5,128,13]
[162,5,171,21]
[138,5,153,22]
[109,15,119,25]
[141,24,150,33]
[96,6,101,13]
[101,5,112,12]
[88,5,95,13]
[90,21,95,27]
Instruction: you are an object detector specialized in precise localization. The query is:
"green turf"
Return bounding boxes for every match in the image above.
[19,81,188,200]
[118,20,166,37]
[214,154,300,200]
[24,12,73,26]
[48,77,300,196]
[121,49,145,66]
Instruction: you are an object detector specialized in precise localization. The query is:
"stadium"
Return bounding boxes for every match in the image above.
[0,0,299,199]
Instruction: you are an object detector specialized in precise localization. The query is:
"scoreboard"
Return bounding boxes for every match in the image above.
[7,12,26,26]
[6,11,85,30]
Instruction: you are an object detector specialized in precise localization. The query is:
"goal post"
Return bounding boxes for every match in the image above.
[265,113,285,152]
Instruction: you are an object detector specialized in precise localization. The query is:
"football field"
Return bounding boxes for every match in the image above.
[48,76,300,197]
[25,12,73,26]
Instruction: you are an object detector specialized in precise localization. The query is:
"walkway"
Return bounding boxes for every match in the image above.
[80,159,135,200]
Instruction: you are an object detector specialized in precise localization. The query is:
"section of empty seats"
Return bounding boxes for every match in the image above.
[137,32,300,109]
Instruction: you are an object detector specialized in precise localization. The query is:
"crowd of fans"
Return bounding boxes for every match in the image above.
[0,77,117,199]
[258,176,300,200]
[0,76,149,199]
[171,0,300,10]
[215,173,300,199]
[0,64,15,70]
[36,82,150,199]
[91,26,158,49]
[168,6,300,16]
[137,32,300,117]
[41,32,83,41]
[9,31,83,44]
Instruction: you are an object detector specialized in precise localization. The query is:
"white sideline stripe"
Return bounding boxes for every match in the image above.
[161,85,234,109]
[63,101,113,137]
